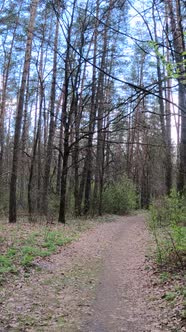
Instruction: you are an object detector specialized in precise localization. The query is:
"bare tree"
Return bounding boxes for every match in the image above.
[58,0,77,223]
[9,0,39,223]
[41,1,61,214]
[164,0,185,190]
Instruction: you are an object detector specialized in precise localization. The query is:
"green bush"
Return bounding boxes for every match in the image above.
[149,189,186,266]
[102,176,138,215]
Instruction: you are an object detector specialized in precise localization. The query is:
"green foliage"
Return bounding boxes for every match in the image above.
[43,230,74,247]
[159,271,170,282]
[163,285,186,305]
[19,232,74,267]
[21,254,34,267]
[148,40,183,80]
[0,254,17,275]
[7,247,17,257]
[20,246,52,266]
[149,189,186,266]
[164,291,176,302]
[102,176,138,215]
[0,255,12,272]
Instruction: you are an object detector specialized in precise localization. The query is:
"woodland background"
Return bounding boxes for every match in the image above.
[0,0,185,223]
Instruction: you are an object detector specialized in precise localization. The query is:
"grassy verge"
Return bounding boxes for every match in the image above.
[0,217,96,284]
[0,216,106,331]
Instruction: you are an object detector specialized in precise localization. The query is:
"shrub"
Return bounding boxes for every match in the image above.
[102,176,138,215]
[149,189,186,267]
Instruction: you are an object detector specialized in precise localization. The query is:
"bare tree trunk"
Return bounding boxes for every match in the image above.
[177,83,186,191]
[93,0,112,215]
[20,76,30,208]
[56,86,65,195]
[0,7,21,198]
[73,98,80,217]
[165,9,173,194]
[28,83,43,216]
[72,6,89,216]
[152,3,172,195]
[83,26,98,215]
[42,7,60,214]
[9,0,39,223]
[164,0,185,191]
[58,0,77,223]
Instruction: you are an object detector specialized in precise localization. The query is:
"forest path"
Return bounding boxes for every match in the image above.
[0,215,165,331]
[83,215,160,332]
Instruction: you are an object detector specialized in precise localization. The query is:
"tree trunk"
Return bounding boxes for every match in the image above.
[164,0,185,191]
[0,8,20,198]
[177,83,186,191]
[152,3,172,195]
[20,76,30,208]
[28,84,43,217]
[56,87,65,195]
[83,28,98,215]
[42,8,60,214]
[58,0,77,223]
[93,0,112,215]
[9,0,39,223]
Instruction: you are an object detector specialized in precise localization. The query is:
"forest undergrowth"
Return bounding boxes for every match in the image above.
[148,190,186,330]
[0,215,113,285]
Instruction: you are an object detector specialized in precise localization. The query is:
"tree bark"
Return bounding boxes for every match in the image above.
[58,0,77,223]
[152,3,172,195]
[9,0,39,223]
[42,7,60,214]
[0,6,21,199]
[164,0,185,191]
[83,14,98,215]
[93,0,112,215]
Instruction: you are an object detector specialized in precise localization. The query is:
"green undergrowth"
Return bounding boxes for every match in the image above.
[102,175,138,215]
[155,269,186,326]
[149,189,186,268]
[0,218,96,284]
[148,190,186,329]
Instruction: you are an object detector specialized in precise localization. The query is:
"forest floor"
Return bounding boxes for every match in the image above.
[0,214,185,332]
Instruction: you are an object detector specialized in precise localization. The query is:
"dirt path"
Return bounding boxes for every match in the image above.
[0,215,166,331]
[83,215,157,332]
